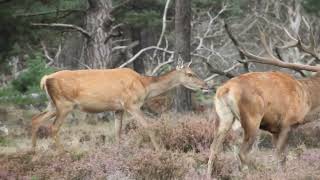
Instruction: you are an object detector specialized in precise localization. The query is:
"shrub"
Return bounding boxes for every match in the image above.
[127,149,187,180]
[127,113,236,152]
[11,53,55,93]
[0,53,54,105]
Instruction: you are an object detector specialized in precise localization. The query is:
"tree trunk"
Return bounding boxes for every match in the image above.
[59,32,84,69]
[173,0,192,112]
[81,0,113,69]
[131,27,145,74]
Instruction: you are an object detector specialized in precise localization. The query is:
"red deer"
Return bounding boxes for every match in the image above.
[207,22,320,176]
[31,63,209,152]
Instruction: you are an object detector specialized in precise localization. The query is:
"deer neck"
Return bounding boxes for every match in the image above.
[141,71,181,99]
[299,75,320,110]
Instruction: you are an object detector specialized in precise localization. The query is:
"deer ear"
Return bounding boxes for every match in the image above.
[186,60,192,67]
[176,55,184,70]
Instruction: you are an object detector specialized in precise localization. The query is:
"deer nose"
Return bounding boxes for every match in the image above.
[201,83,211,93]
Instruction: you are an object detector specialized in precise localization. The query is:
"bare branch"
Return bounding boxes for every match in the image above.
[112,41,139,52]
[31,23,91,39]
[104,23,124,44]
[41,41,61,67]
[54,44,62,61]
[41,41,55,67]
[157,0,171,48]
[195,4,228,51]
[72,57,92,69]
[118,46,173,68]
[204,4,228,37]
[221,17,258,49]
[205,63,241,81]
[224,23,249,71]
[152,0,171,60]
[14,9,85,17]
[151,54,174,75]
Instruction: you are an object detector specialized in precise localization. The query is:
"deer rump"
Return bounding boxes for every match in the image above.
[216,71,309,134]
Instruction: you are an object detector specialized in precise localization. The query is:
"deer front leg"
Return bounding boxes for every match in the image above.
[115,110,124,144]
[274,126,290,167]
[127,107,162,151]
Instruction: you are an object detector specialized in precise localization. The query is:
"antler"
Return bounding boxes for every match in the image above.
[278,5,320,61]
[225,23,320,72]
[279,24,320,61]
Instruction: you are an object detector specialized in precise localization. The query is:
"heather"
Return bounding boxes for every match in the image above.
[1,109,320,179]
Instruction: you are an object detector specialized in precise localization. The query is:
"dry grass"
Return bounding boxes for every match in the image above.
[1,108,320,179]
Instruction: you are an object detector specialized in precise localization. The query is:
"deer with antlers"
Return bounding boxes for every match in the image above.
[31,61,209,152]
[207,17,320,176]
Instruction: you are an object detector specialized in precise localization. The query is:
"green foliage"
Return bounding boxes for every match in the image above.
[0,86,48,105]
[0,0,85,66]
[70,151,86,162]
[302,0,320,15]
[192,0,223,10]
[121,10,162,28]
[113,0,166,28]
[0,53,53,105]
[31,176,39,180]
[12,53,55,93]
[194,90,214,102]
[0,136,10,146]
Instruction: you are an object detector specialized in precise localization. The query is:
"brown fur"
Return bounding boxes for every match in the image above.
[207,71,320,176]
[31,67,208,152]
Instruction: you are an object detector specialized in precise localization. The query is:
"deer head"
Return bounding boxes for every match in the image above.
[175,55,210,92]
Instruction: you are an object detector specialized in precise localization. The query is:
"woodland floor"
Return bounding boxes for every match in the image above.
[0,108,320,180]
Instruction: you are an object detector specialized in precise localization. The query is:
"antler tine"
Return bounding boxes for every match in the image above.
[258,29,280,61]
[225,23,320,72]
[187,60,192,67]
[278,27,299,49]
[298,16,320,60]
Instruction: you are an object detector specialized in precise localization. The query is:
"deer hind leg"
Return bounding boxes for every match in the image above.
[207,97,235,177]
[50,103,73,151]
[274,126,291,167]
[238,114,262,170]
[31,104,56,152]
[115,110,124,144]
[272,133,279,148]
[127,107,162,151]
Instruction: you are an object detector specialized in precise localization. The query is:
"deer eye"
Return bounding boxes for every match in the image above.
[187,73,193,77]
